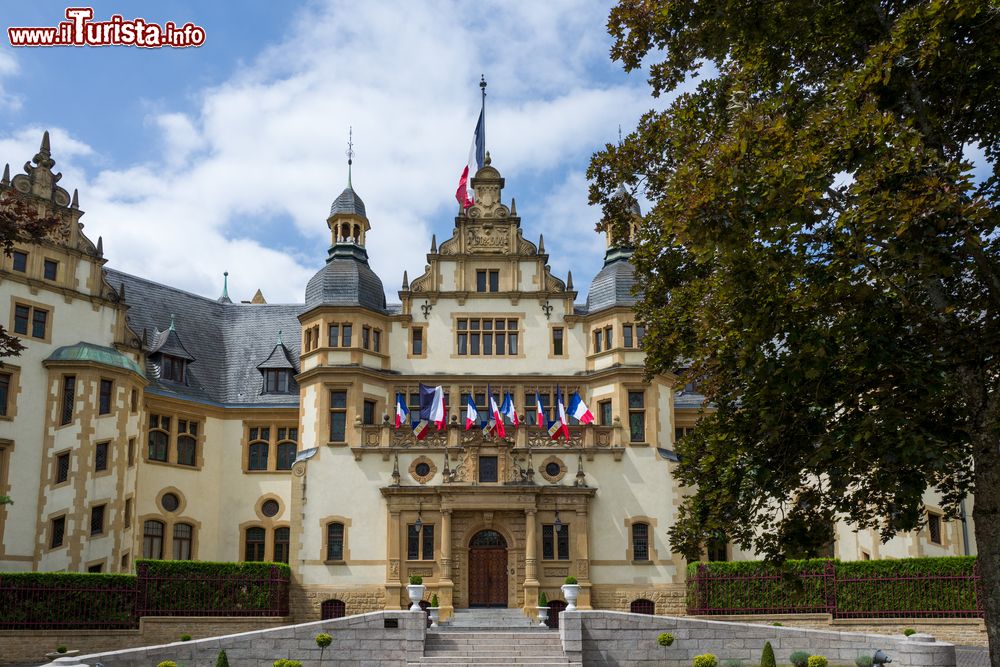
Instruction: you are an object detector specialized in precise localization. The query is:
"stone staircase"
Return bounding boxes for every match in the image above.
[407,609,579,666]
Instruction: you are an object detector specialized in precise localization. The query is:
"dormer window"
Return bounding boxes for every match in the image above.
[161,355,186,382]
[263,369,292,394]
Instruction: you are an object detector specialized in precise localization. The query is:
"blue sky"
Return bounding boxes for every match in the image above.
[1,1,658,303]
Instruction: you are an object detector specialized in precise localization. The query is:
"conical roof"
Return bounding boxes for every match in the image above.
[330,186,366,218]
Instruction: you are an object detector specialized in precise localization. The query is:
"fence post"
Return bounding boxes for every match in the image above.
[825,560,838,617]
[136,561,148,619]
[696,563,709,613]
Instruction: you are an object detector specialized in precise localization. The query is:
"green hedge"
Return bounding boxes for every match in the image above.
[137,560,290,616]
[686,557,980,617]
[0,572,137,629]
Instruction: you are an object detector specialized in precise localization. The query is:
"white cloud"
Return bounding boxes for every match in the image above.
[0,45,21,110]
[1,1,655,304]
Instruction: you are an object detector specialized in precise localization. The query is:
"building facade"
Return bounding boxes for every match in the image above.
[0,134,975,621]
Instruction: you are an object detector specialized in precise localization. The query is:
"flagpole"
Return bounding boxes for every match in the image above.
[480,74,487,154]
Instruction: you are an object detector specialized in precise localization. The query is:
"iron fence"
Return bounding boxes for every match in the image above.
[136,562,289,617]
[687,561,983,618]
[0,576,138,630]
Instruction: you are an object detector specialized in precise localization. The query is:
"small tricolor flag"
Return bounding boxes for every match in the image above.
[465,393,479,430]
[500,392,519,429]
[548,385,570,441]
[394,393,409,428]
[567,391,594,425]
[534,391,545,428]
[487,385,506,438]
[419,383,447,430]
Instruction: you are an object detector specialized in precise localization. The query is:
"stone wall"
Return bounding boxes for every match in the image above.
[290,584,387,622]
[590,583,687,615]
[697,614,988,648]
[0,617,287,666]
[559,611,957,667]
[43,610,426,667]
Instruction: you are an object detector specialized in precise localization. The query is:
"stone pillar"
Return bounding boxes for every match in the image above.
[523,508,540,618]
[438,509,455,621]
[575,507,592,610]
[385,510,402,609]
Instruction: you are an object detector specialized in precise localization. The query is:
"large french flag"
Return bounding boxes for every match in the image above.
[419,383,447,430]
[395,393,409,428]
[487,384,506,439]
[548,385,570,441]
[500,392,519,429]
[567,391,595,425]
[465,393,479,430]
[455,107,485,209]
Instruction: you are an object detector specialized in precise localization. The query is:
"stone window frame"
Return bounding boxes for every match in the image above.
[141,516,166,559]
[452,313,526,359]
[254,494,286,522]
[123,495,133,532]
[328,321,354,348]
[89,500,109,537]
[172,521,196,560]
[9,296,53,344]
[548,324,568,359]
[327,386,351,445]
[52,448,72,487]
[320,515,352,564]
[625,385,648,445]
[97,377,114,415]
[47,511,68,552]
[624,516,659,564]
[9,249,28,273]
[42,257,59,282]
[409,456,437,484]
[0,363,22,420]
[243,422,299,473]
[145,411,206,470]
[541,522,570,561]
[85,558,106,574]
[242,523,267,562]
[93,440,112,477]
[58,374,76,427]
[408,325,427,359]
[157,486,187,515]
[538,455,568,484]
[925,507,947,547]
[238,496,290,562]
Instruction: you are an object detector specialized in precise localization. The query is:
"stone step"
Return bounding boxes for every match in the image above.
[409,663,582,667]
[427,638,562,645]
[424,652,568,659]
[410,658,573,665]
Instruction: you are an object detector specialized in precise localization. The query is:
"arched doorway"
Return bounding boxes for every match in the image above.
[467,529,508,607]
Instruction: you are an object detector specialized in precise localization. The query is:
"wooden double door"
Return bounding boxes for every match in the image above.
[467,530,508,607]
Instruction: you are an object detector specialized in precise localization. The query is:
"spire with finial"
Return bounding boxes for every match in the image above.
[510,197,516,216]
[1,163,9,186]
[430,234,437,253]
[96,236,103,257]
[39,131,51,159]
[402,270,409,290]
[567,271,574,290]
[218,271,232,304]
[346,126,354,188]
[169,314,176,331]
[71,188,79,209]
[538,234,545,253]
[277,329,283,345]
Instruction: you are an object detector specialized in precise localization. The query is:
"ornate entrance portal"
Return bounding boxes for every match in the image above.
[468,530,508,607]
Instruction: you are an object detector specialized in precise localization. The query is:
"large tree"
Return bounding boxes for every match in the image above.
[589,0,1000,661]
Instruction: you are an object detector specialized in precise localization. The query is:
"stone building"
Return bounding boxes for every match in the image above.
[0,134,976,622]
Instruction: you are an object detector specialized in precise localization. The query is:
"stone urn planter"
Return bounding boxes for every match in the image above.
[536,605,549,627]
[407,584,426,610]
[428,606,440,627]
[561,580,580,611]
[407,575,426,610]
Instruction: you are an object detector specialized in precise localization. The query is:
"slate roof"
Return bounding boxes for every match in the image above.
[585,258,638,314]
[330,186,366,218]
[304,243,387,312]
[105,268,303,407]
[257,342,297,370]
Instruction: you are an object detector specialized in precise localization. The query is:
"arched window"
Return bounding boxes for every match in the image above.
[352,224,361,242]
[326,522,345,561]
[249,441,269,471]
[321,599,346,619]
[274,527,290,564]
[177,420,197,466]
[245,526,266,561]
[148,416,169,462]
[173,523,193,560]
[143,520,164,559]
[631,522,650,561]
[277,442,297,470]
[630,598,656,615]
[340,223,350,240]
